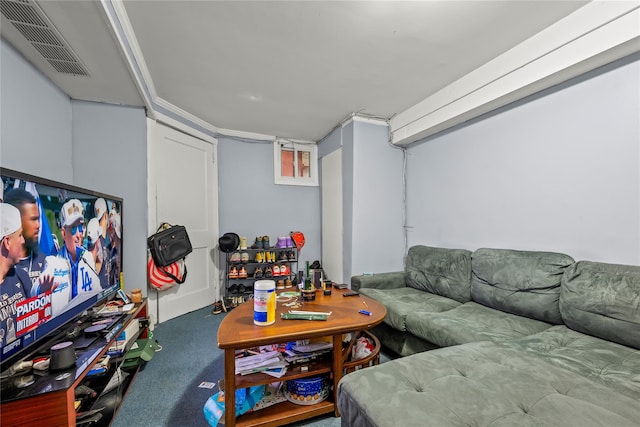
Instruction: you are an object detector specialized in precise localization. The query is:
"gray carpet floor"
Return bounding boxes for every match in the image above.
[111,304,391,427]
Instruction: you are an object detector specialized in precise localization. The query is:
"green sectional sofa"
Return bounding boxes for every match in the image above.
[338,246,640,427]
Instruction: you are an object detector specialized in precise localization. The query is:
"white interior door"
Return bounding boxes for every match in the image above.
[147,120,219,323]
[321,149,343,284]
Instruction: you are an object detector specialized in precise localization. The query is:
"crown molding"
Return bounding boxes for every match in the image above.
[390,1,640,146]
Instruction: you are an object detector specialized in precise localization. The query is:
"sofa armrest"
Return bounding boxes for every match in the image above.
[351,272,405,291]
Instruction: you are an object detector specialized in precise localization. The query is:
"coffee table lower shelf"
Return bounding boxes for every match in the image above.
[229,398,335,427]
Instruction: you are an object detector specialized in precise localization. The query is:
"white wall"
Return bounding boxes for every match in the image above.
[406,54,640,265]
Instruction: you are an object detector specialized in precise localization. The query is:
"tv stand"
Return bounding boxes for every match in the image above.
[0,299,149,427]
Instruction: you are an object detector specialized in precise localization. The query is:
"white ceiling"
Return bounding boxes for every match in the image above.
[0,1,600,142]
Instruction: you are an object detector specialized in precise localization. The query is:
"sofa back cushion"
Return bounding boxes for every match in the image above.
[405,245,472,303]
[471,248,574,324]
[561,261,640,349]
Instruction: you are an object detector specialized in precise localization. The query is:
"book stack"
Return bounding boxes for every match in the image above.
[235,351,288,378]
[284,341,333,364]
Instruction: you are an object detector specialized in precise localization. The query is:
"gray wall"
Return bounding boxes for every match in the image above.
[1,38,148,293]
[72,101,148,294]
[217,137,321,270]
[342,122,355,279]
[405,54,640,265]
[350,120,404,274]
[1,40,73,181]
[319,120,405,280]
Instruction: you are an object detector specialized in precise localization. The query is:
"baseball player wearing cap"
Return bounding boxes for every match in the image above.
[0,204,32,348]
[86,217,108,288]
[3,188,50,297]
[106,207,122,287]
[93,199,110,285]
[39,199,100,317]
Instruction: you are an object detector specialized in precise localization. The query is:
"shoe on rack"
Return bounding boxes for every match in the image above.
[264,266,273,278]
[229,266,238,279]
[213,300,223,315]
[251,236,263,249]
[280,264,290,277]
[240,236,248,250]
[272,265,281,277]
[238,265,248,278]
[278,251,288,262]
[287,250,296,261]
[263,235,270,248]
[254,267,264,279]
[276,279,285,289]
[241,251,249,263]
[230,252,241,263]
[255,251,263,263]
[264,251,272,263]
[285,278,293,288]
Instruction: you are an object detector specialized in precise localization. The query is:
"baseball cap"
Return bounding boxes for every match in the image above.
[1,203,22,239]
[94,198,107,220]
[87,217,100,245]
[60,199,85,227]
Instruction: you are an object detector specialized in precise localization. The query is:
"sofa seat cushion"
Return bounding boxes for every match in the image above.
[359,287,460,331]
[405,245,473,303]
[504,325,640,400]
[369,322,439,357]
[405,302,551,347]
[338,341,640,427]
[560,261,640,349]
[471,248,574,324]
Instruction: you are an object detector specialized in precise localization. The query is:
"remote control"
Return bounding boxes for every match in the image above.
[343,291,360,297]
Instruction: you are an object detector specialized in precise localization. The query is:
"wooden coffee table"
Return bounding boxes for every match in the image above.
[217,287,386,427]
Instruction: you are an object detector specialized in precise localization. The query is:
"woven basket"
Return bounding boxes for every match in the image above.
[343,330,381,374]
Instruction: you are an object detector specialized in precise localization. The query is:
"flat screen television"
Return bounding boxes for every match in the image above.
[0,167,123,370]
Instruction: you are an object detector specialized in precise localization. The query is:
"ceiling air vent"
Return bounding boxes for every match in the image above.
[1,0,90,76]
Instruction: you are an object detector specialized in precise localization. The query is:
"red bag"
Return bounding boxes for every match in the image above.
[147,255,187,291]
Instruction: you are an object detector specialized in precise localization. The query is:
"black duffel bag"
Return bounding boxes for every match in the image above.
[147,223,192,267]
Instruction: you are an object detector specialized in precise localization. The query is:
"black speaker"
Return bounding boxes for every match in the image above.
[49,341,76,371]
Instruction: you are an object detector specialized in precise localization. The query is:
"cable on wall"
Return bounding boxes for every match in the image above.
[385,124,409,269]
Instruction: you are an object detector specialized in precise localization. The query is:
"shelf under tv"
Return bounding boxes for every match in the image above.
[0,299,149,427]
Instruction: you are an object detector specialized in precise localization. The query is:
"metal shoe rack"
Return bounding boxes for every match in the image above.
[224,244,298,301]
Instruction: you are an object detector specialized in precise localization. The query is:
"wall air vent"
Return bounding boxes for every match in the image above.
[1,0,90,76]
